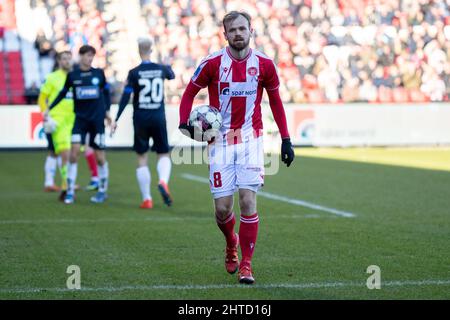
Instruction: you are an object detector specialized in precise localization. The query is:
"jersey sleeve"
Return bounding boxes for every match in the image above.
[100,69,108,88]
[64,72,73,90]
[164,65,175,80]
[39,75,53,96]
[116,70,133,122]
[123,70,134,94]
[190,58,212,88]
[262,60,280,91]
[38,76,53,112]
[48,73,72,110]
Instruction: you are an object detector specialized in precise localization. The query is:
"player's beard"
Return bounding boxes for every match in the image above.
[229,37,250,51]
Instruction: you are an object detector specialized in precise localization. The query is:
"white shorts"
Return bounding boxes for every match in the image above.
[208,136,265,199]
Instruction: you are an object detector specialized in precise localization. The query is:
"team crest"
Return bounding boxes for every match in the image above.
[247,67,257,76]
[91,77,100,85]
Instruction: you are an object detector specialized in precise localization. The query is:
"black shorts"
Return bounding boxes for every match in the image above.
[71,117,106,150]
[46,134,55,152]
[133,116,169,154]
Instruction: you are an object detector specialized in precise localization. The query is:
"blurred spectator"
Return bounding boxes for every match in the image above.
[24,83,40,104]
[34,29,54,58]
[25,0,450,104]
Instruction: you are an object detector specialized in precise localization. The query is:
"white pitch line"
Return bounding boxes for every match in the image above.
[0,214,327,225]
[1,279,449,294]
[181,173,356,218]
[0,217,210,225]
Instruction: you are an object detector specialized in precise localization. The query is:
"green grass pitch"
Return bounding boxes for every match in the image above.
[0,148,449,299]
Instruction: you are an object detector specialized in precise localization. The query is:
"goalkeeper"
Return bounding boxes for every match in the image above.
[38,51,75,200]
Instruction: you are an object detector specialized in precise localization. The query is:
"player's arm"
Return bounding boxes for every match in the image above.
[38,77,52,114]
[103,82,112,123]
[179,82,202,139]
[164,65,175,80]
[179,59,210,139]
[47,73,72,112]
[115,71,134,124]
[264,61,294,167]
[101,71,113,126]
[38,92,49,113]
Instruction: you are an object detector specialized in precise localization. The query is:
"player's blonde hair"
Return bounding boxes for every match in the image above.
[222,11,252,32]
[138,37,153,56]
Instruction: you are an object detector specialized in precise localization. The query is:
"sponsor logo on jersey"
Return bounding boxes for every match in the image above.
[138,70,162,78]
[231,89,257,96]
[65,91,73,99]
[220,82,230,96]
[76,86,100,99]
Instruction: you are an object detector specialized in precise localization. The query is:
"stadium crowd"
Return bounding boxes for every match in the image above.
[15,0,450,103]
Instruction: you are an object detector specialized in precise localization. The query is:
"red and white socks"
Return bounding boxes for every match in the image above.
[216,212,259,266]
[216,211,238,248]
[239,213,259,267]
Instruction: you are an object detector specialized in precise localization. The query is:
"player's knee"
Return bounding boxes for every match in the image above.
[96,152,106,165]
[239,192,257,215]
[137,153,148,167]
[215,202,233,219]
[69,148,80,162]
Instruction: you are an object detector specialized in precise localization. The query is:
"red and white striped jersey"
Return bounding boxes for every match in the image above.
[190,47,280,144]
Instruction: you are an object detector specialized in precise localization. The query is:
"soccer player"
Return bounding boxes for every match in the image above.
[39,51,74,195]
[179,11,295,284]
[46,45,112,204]
[112,38,175,209]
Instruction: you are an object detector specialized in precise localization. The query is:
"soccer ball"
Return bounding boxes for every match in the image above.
[188,105,222,141]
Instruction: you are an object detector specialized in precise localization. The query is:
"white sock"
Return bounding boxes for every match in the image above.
[156,156,172,184]
[44,156,57,187]
[67,162,78,195]
[98,162,109,193]
[136,166,151,201]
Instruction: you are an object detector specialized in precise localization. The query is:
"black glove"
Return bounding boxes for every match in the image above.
[179,123,195,139]
[281,138,295,167]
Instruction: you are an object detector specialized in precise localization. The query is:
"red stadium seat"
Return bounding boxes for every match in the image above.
[11,96,26,104]
[9,72,23,81]
[0,96,9,105]
[306,89,326,103]
[377,87,393,103]
[6,51,21,60]
[409,89,429,102]
[10,82,24,90]
[392,88,409,103]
